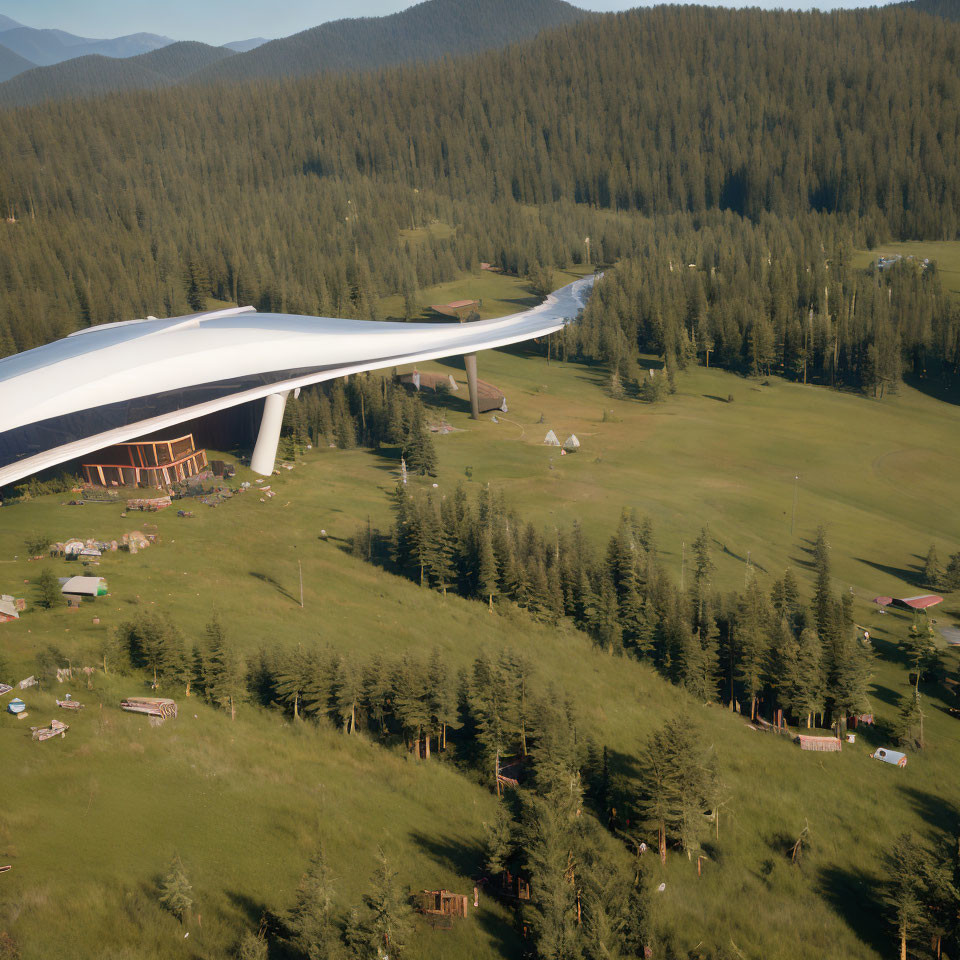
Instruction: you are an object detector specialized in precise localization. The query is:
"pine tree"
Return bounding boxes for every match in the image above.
[289,844,343,960]
[402,398,437,476]
[427,648,459,751]
[883,834,930,960]
[523,787,586,960]
[812,525,832,637]
[333,655,362,734]
[923,544,943,588]
[275,644,316,720]
[236,928,268,960]
[35,567,61,609]
[158,855,193,924]
[483,803,516,880]
[735,577,770,720]
[796,627,825,727]
[204,615,246,720]
[894,689,926,751]
[362,849,413,959]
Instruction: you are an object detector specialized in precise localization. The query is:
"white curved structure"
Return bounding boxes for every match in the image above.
[0,274,595,486]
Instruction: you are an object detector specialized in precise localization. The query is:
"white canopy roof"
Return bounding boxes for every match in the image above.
[0,275,595,486]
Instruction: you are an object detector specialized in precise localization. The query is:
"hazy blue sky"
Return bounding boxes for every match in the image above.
[0,0,894,46]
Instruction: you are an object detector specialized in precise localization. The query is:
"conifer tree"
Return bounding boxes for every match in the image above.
[812,525,832,637]
[35,567,61,609]
[883,834,930,960]
[923,544,943,588]
[204,615,246,720]
[289,844,343,960]
[158,856,193,924]
[362,849,413,959]
[477,527,498,613]
[735,577,770,720]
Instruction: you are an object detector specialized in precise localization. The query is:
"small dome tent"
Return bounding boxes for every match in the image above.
[563,434,580,452]
[543,430,560,446]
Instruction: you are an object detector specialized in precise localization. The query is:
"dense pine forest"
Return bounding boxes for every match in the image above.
[3,4,960,394]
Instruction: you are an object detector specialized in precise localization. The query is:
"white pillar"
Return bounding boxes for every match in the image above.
[464,353,480,420]
[250,390,289,475]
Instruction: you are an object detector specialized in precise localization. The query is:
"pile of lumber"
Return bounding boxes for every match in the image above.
[32,719,68,742]
[120,697,177,720]
[126,496,172,512]
[795,734,842,753]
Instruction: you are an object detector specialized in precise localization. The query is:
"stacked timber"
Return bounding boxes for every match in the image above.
[55,699,84,711]
[32,719,69,741]
[120,697,177,720]
[795,734,842,752]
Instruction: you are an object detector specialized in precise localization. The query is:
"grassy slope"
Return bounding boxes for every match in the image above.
[1,271,959,959]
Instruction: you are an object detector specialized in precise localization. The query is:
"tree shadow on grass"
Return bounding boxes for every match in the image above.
[408,830,524,959]
[249,571,299,605]
[854,557,922,587]
[870,684,901,707]
[409,830,484,879]
[703,395,732,404]
[817,865,887,957]
[897,786,960,836]
[716,540,768,575]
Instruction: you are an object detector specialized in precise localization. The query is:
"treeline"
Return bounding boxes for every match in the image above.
[5,3,960,383]
[380,483,896,733]
[283,376,437,474]
[98,614,709,958]
[573,223,960,393]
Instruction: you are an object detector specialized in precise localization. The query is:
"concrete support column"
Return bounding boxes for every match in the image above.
[250,390,290,475]
[464,352,480,420]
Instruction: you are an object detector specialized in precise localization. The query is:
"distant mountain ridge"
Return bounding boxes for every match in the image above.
[223,37,268,52]
[0,40,32,82]
[0,0,588,105]
[0,24,173,67]
[0,41,234,106]
[196,0,589,83]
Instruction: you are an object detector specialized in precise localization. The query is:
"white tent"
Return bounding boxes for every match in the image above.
[60,576,108,598]
[872,747,907,767]
[563,434,580,452]
[543,430,560,446]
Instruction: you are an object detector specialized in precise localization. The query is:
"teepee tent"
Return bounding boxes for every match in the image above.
[563,434,581,452]
[543,430,560,446]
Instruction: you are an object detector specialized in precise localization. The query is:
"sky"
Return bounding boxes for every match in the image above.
[0,0,895,46]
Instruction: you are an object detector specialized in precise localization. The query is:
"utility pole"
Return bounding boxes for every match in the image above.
[791,475,799,536]
[299,559,304,609]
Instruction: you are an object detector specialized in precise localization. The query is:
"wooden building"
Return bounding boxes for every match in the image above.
[415,889,469,919]
[82,434,207,488]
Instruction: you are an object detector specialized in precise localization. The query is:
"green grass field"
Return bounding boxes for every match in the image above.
[1,282,959,959]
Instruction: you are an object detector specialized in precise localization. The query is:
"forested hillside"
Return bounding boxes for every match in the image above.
[2,4,960,392]
[0,41,236,106]
[192,0,588,82]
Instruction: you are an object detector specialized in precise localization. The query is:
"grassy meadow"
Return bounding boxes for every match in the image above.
[852,240,960,298]
[1,270,959,959]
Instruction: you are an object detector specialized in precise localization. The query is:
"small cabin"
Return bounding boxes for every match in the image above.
[415,889,468,918]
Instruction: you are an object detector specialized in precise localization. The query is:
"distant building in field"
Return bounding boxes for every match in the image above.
[82,434,207,488]
[430,299,481,321]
